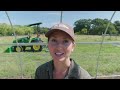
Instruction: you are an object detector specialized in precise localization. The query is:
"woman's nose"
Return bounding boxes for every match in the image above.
[56,42,64,47]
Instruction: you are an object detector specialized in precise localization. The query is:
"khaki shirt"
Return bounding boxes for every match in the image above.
[35,59,92,79]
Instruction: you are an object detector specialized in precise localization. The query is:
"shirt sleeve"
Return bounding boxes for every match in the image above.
[79,66,92,79]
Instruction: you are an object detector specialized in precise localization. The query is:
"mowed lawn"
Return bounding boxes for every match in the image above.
[0,35,120,78]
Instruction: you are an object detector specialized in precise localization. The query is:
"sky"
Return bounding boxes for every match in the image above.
[0,11,120,28]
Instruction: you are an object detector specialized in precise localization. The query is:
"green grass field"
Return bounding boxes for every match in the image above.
[0,35,120,79]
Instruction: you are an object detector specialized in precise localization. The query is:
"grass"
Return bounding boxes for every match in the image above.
[1,34,120,78]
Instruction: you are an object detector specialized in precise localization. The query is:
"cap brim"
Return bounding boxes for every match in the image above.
[45,29,74,41]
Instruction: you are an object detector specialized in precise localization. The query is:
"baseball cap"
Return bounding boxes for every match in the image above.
[45,23,75,41]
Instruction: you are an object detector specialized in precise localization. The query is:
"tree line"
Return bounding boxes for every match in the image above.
[0,18,120,36]
[0,23,49,36]
[74,18,120,35]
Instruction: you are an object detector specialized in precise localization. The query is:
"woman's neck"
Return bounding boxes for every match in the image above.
[53,59,71,79]
[53,68,69,79]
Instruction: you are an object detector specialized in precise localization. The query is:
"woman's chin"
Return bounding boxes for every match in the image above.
[53,57,65,62]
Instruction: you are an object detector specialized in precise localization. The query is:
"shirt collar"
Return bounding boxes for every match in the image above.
[65,59,80,79]
[46,59,80,79]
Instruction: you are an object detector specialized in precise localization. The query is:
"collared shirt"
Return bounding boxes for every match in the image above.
[35,59,92,79]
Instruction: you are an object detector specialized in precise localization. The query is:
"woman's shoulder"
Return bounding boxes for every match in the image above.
[36,60,53,71]
[35,60,53,79]
[71,59,92,79]
[78,66,92,79]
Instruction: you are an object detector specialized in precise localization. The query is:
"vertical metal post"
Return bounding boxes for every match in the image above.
[5,11,24,79]
[5,11,18,44]
[60,11,63,23]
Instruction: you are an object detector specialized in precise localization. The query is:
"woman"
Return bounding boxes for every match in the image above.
[35,23,92,79]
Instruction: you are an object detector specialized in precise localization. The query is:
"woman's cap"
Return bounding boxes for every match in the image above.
[45,23,75,41]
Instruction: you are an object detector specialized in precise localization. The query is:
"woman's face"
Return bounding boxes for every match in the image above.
[48,31,75,62]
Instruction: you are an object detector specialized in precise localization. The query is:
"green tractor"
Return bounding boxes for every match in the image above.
[5,22,46,52]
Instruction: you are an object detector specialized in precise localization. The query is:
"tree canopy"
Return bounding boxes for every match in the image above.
[74,18,119,35]
[0,18,120,36]
[0,23,49,36]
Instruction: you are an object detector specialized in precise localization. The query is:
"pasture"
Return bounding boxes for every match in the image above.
[0,35,120,79]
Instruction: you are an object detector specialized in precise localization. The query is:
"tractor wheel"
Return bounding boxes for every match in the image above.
[31,45,42,52]
[22,46,26,52]
[14,46,23,52]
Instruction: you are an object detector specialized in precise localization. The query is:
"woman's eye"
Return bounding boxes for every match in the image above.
[63,40,69,43]
[51,39,56,42]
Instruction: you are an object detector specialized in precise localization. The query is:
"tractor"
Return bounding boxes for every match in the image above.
[5,22,46,52]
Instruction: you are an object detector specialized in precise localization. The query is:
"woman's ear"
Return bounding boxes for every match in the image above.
[71,42,75,52]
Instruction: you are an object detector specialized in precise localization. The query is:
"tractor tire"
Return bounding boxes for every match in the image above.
[31,40,43,52]
[22,46,26,52]
[31,45,42,52]
[14,46,23,52]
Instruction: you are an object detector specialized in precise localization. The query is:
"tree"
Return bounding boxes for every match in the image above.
[74,19,92,34]
[40,27,49,34]
[90,18,117,35]
[114,20,120,34]
[81,28,87,34]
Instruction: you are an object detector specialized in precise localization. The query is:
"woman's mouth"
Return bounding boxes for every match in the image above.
[55,52,64,57]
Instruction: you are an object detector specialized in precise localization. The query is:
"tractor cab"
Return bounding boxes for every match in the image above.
[28,22,43,42]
